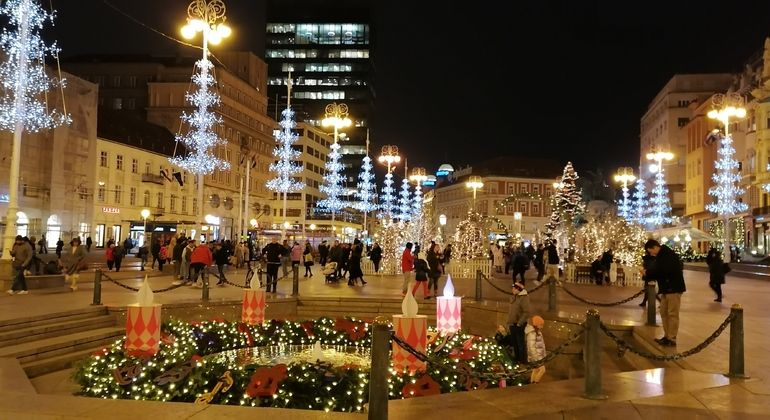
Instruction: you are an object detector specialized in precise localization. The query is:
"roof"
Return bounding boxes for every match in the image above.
[97,110,184,157]
[459,156,563,180]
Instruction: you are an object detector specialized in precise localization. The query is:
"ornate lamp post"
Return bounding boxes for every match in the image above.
[140,209,150,247]
[614,167,636,221]
[465,176,484,212]
[322,102,352,144]
[377,145,401,218]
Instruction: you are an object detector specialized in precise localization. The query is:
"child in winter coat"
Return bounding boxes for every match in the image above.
[525,315,546,383]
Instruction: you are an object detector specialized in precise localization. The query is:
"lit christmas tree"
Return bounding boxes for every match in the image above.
[317,142,347,220]
[267,106,305,220]
[395,178,412,222]
[455,211,486,261]
[630,178,649,226]
[648,166,672,228]
[353,149,378,233]
[0,0,70,257]
[706,136,748,250]
[548,162,585,254]
[379,172,397,218]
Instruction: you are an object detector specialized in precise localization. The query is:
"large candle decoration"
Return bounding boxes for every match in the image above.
[242,279,266,326]
[436,275,461,334]
[125,276,162,357]
[392,288,427,374]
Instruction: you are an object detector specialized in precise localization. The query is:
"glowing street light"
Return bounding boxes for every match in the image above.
[466,176,484,211]
[322,102,352,144]
[377,145,401,218]
[707,93,746,138]
[140,209,151,247]
[646,147,675,227]
[377,145,401,174]
[614,167,636,220]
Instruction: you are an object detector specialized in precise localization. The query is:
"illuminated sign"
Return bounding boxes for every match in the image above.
[423,180,436,186]
[436,170,450,176]
[102,207,120,214]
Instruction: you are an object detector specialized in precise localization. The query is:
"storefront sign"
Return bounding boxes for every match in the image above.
[102,207,120,214]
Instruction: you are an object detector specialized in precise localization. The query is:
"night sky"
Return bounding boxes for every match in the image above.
[52,0,770,177]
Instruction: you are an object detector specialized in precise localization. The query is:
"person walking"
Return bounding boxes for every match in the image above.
[348,239,366,286]
[411,250,431,299]
[426,243,442,296]
[63,237,86,291]
[318,240,329,267]
[151,238,161,270]
[38,234,48,254]
[137,242,149,272]
[85,236,92,252]
[706,248,726,303]
[369,243,382,273]
[290,241,303,280]
[303,241,314,277]
[113,243,125,272]
[401,242,415,295]
[105,244,115,271]
[7,235,32,295]
[263,237,287,293]
[644,239,686,347]
[506,282,531,364]
[55,238,64,259]
[213,242,230,286]
[511,247,529,285]
[525,315,547,383]
[190,241,213,288]
[534,244,545,281]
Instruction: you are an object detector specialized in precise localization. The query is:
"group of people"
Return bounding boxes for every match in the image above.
[7,235,86,294]
[400,241,453,299]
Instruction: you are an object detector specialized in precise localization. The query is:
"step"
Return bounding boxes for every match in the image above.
[0,315,116,348]
[22,346,108,379]
[0,307,108,332]
[0,357,37,393]
[0,327,124,364]
[0,275,65,291]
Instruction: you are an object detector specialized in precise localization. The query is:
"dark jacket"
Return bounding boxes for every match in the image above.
[647,245,685,294]
[426,250,441,280]
[262,242,286,264]
[369,246,382,262]
[545,244,559,264]
[707,250,726,285]
[414,258,429,281]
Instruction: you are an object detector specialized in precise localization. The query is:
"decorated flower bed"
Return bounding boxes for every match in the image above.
[74,317,525,413]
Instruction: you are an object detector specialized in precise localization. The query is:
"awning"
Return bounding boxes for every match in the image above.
[650,226,719,242]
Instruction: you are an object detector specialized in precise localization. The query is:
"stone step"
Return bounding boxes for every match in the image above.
[0,315,117,348]
[22,346,110,379]
[0,307,108,332]
[0,327,125,364]
[0,357,37,394]
[0,274,65,291]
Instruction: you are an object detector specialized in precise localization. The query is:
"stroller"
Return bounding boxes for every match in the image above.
[323,262,338,283]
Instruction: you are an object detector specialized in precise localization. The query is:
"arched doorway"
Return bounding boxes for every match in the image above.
[16,211,29,237]
[46,214,61,248]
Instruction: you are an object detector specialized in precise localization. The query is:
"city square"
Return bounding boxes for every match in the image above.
[0,0,770,418]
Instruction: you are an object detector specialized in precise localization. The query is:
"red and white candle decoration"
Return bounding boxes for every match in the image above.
[436,275,461,334]
[242,281,266,326]
[125,276,161,357]
[392,288,427,374]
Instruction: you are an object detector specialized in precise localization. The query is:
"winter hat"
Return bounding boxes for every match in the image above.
[531,315,545,328]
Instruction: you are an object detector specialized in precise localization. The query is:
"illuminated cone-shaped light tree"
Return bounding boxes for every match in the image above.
[317,142,346,223]
[396,177,412,222]
[0,0,70,259]
[648,165,672,228]
[706,136,747,252]
[549,162,585,257]
[379,171,397,218]
[631,178,649,226]
[170,1,232,238]
[353,139,378,232]
[409,168,428,247]
[267,104,305,226]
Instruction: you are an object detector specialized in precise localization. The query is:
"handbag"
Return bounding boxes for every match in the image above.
[304,253,313,263]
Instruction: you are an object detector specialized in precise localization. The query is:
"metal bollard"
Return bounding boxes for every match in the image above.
[645,282,657,326]
[727,304,748,378]
[292,264,299,296]
[91,269,102,306]
[202,271,210,302]
[368,317,390,420]
[583,309,607,400]
[475,270,482,301]
[548,276,557,312]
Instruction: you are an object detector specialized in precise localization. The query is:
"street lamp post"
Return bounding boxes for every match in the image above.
[514,211,523,241]
[140,209,151,247]
[645,148,675,228]
[439,214,447,242]
[465,176,484,212]
[321,102,352,230]
[707,93,747,259]
[614,167,636,220]
[377,145,401,218]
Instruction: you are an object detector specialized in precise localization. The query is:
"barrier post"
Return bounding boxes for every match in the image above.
[475,270,482,301]
[367,316,390,420]
[548,276,557,312]
[91,269,102,306]
[645,281,657,326]
[202,269,210,302]
[583,309,607,400]
[727,304,748,378]
[292,263,299,296]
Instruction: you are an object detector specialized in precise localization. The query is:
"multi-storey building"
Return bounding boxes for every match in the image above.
[265,0,375,191]
[433,157,562,244]
[641,74,733,217]
[63,52,276,235]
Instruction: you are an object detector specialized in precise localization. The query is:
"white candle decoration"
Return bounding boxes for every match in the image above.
[443,275,455,297]
[137,275,154,306]
[402,287,418,317]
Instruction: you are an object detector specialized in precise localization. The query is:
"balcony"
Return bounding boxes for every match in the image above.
[142,173,165,185]
[752,206,770,217]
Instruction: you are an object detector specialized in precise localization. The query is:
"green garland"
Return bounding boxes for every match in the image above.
[74,317,523,413]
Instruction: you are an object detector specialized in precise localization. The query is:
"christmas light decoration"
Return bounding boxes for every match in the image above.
[706,136,747,220]
[379,219,404,274]
[630,178,649,226]
[454,211,486,261]
[0,0,69,131]
[396,178,412,222]
[379,172,397,218]
[74,317,522,412]
[317,141,347,217]
[547,162,585,252]
[354,155,378,213]
[614,167,636,222]
[577,214,646,267]
[647,169,672,227]
[267,107,305,194]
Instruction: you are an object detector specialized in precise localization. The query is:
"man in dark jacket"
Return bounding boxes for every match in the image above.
[263,237,287,293]
[643,239,686,347]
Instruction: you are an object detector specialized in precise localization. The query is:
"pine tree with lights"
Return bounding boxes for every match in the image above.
[317,142,347,218]
[648,166,672,228]
[706,136,748,249]
[630,178,649,226]
[547,162,585,253]
[267,106,305,202]
[169,45,228,175]
[379,172,397,218]
[395,178,412,222]
[409,183,426,246]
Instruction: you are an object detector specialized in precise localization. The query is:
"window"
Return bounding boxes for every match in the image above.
[112,98,122,110]
[98,185,105,202]
[170,195,177,212]
[128,76,137,87]
[112,75,121,87]
[143,190,150,207]
[156,192,163,209]
[192,198,198,215]
[99,151,108,167]
[116,154,123,170]
[132,158,138,174]
[126,98,136,110]
[182,196,187,213]
[677,117,689,128]
[114,185,122,204]
[129,187,136,206]
[145,161,151,174]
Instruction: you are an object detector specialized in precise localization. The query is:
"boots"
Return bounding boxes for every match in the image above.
[70,273,79,291]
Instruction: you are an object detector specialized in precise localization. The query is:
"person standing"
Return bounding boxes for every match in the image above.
[303,241,314,277]
[545,241,560,278]
[534,244,545,281]
[281,239,291,278]
[401,242,415,295]
[706,248,726,303]
[639,249,657,307]
[190,241,213,288]
[348,239,366,286]
[105,244,115,271]
[85,236,92,252]
[113,243,125,272]
[290,241,303,280]
[369,243,382,273]
[55,238,64,259]
[525,315,547,383]
[213,242,230,286]
[511,247,529,285]
[137,243,149,272]
[318,240,329,267]
[506,282,531,364]
[7,235,33,295]
[63,237,86,291]
[151,238,161,270]
[38,234,48,254]
[426,243,442,296]
[263,237,286,293]
[442,243,452,274]
[644,239,686,347]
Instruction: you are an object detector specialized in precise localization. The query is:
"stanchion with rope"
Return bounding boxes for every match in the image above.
[583,309,607,400]
[91,269,102,306]
[560,283,645,307]
[367,316,390,420]
[645,281,657,326]
[727,304,747,378]
[548,276,557,312]
[100,272,187,293]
